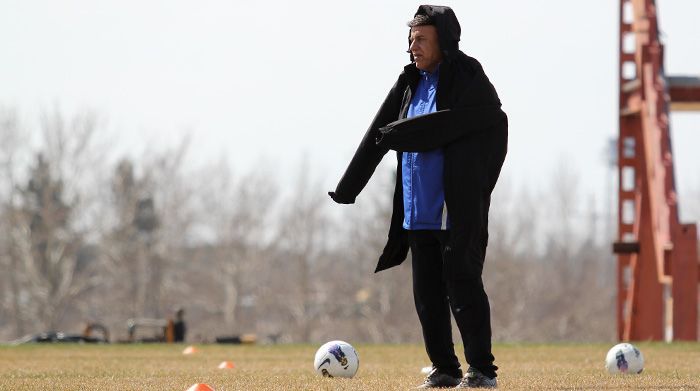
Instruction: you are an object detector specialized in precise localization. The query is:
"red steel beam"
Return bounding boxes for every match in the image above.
[668,76,700,111]
[616,0,699,342]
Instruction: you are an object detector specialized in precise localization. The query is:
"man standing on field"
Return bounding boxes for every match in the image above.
[329,5,507,389]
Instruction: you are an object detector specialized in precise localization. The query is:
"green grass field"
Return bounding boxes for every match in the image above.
[1,342,699,390]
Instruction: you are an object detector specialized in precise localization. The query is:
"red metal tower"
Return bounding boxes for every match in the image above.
[614,0,700,341]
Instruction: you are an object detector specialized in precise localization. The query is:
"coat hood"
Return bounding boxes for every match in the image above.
[408,5,461,62]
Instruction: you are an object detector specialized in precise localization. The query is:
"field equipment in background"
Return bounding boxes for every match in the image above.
[126,318,175,343]
[614,0,700,341]
[215,334,257,344]
[12,322,109,344]
[83,322,110,342]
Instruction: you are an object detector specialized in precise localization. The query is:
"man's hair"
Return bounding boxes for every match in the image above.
[407,14,434,27]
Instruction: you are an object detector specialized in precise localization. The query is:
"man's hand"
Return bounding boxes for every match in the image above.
[328,191,355,204]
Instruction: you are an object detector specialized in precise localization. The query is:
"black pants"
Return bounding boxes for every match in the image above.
[409,229,497,378]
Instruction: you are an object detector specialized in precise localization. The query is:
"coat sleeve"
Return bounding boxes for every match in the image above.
[375,105,506,152]
[329,74,406,204]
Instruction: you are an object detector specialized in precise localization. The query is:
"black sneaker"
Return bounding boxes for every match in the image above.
[456,367,497,388]
[417,367,462,389]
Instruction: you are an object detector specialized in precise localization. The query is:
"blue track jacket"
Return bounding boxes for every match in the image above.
[402,66,449,230]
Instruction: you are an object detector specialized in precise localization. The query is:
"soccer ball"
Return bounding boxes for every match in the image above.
[605,343,644,374]
[313,340,359,378]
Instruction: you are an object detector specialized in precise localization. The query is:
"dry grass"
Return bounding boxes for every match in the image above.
[0,342,699,390]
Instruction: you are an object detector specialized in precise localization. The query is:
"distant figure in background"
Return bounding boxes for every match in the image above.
[328,5,507,389]
[173,308,186,342]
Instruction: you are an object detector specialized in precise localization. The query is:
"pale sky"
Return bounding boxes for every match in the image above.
[2,0,699,221]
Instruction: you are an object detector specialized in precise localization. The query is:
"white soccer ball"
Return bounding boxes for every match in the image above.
[313,340,359,378]
[605,343,644,374]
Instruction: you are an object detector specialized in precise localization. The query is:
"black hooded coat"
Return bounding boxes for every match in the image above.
[330,5,508,277]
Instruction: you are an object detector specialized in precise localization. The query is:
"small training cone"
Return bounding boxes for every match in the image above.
[218,361,235,369]
[186,384,214,391]
[182,345,198,355]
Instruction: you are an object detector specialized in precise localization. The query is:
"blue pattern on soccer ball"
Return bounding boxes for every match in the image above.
[615,350,629,372]
[329,344,349,368]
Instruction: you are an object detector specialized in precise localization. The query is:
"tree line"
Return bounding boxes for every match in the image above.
[0,107,639,343]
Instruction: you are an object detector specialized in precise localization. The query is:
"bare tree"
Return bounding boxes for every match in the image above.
[190,158,278,336]
[99,138,195,338]
[100,159,157,322]
[270,158,331,342]
[485,178,544,340]
[484,168,616,342]
[3,108,105,333]
[0,107,30,339]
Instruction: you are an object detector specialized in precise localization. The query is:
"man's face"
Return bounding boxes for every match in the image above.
[409,25,442,73]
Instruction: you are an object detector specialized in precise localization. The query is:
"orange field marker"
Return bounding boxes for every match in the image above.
[217,361,235,369]
[186,384,214,391]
